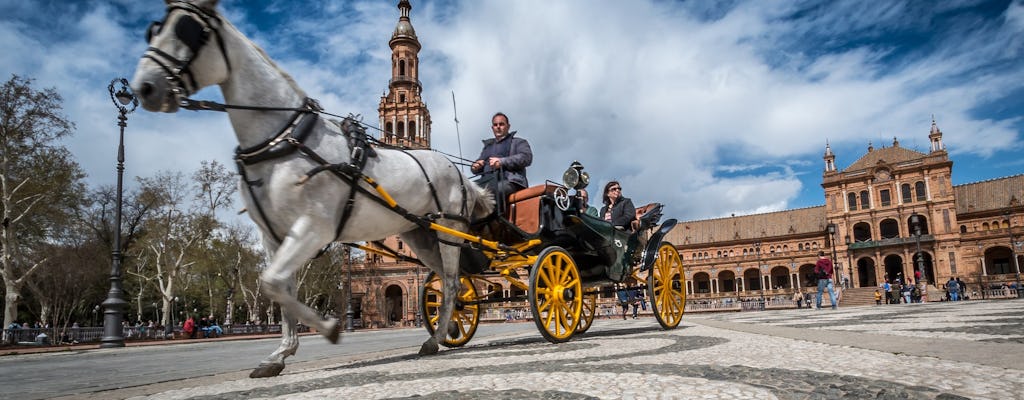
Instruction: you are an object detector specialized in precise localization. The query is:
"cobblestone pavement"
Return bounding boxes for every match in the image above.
[121,300,1023,399]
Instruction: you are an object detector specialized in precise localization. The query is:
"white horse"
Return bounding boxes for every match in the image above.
[130,0,493,378]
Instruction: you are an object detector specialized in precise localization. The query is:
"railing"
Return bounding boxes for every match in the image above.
[1,324,309,347]
[848,235,933,250]
[982,288,1019,299]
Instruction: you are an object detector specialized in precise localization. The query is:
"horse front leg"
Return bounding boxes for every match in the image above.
[251,217,340,378]
[250,274,302,378]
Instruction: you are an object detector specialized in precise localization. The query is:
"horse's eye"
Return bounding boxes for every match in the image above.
[146,21,163,43]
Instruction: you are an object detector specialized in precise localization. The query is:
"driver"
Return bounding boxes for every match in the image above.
[471,112,533,207]
[599,181,637,231]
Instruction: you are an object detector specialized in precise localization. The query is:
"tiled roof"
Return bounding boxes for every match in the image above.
[669,206,826,246]
[844,145,927,172]
[953,174,1024,214]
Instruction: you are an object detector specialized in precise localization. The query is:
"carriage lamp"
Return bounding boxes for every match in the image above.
[562,161,590,190]
[100,77,137,348]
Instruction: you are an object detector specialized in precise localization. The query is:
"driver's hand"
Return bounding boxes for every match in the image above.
[487,157,501,168]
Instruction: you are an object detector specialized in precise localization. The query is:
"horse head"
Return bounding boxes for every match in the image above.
[131,0,231,113]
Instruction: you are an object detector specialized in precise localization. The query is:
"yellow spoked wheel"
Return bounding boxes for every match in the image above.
[420,271,480,347]
[575,289,599,334]
[648,242,685,329]
[528,247,583,343]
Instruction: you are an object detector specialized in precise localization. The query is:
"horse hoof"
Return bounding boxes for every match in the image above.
[249,363,285,378]
[418,338,439,356]
[447,324,460,339]
[324,319,341,344]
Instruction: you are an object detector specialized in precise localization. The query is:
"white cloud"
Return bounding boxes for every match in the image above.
[1,0,1021,224]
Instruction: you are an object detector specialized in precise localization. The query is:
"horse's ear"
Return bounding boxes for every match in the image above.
[193,0,219,12]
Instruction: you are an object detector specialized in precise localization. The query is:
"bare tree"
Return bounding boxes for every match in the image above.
[0,75,85,330]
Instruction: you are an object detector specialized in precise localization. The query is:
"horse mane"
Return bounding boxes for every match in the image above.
[220,17,308,99]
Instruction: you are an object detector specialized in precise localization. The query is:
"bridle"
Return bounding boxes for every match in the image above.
[143,1,231,102]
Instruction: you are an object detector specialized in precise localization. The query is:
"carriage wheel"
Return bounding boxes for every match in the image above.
[647,242,685,329]
[420,271,480,347]
[575,289,598,334]
[528,247,583,343]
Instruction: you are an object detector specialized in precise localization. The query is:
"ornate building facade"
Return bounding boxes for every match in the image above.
[668,120,1023,304]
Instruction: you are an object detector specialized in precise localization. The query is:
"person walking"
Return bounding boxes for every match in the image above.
[792,290,803,309]
[947,277,961,301]
[814,251,838,310]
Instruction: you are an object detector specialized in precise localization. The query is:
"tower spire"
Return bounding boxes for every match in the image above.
[379,0,431,149]
[929,116,945,153]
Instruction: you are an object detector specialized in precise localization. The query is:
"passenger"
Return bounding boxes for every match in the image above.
[598,181,637,231]
[578,188,599,217]
[470,112,533,210]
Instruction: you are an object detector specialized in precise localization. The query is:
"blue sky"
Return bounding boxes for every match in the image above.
[1,0,1022,223]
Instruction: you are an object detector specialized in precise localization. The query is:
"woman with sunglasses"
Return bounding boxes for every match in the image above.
[599,181,637,231]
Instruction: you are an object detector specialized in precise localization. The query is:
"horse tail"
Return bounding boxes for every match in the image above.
[466,180,495,220]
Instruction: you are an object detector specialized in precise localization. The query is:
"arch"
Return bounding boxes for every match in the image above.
[770,266,791,289]
[399,59,406,76]
[908,214,930,235]
[853,222,872,242]
[883,254,905,283]
[798,264,817,287]
[396,121,405,138]
[743,268,762,291]
[914,181,926,201]
[385,122,393,136]
[901,183,912,203]
[910,251,935,285]
[693,272,712,293]
[983,222,991,230]
[718,270,737,292]
[717,250,722,258]
[384,284,403,323]
[983,246,1015,275]
[860,190,870,209]
[856,257,877,287]
[409,121,417,139]
[798,243,804,251]
[879,218,899,239]
[848,192,857,210]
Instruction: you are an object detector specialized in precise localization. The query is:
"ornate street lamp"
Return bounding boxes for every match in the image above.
[910,212,927,284]
[845,235,854,288]
[345,247,355,332]
[1004,210,1022,298]
[100,78,137,348]
[754,241,765,310]
[827,222,840,288]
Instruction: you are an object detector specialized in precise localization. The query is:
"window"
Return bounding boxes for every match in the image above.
[399,59,406,76]
[901,183,912,203]
[860,191,870,209]
[880,189,891,207]
[848,193,858,210]
[397,121,405,138]
[915,181,926,201]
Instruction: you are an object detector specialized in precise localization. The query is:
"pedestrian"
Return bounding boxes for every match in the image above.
[883,281,892,304]
[183,316,196,339]
[874,289,882,305]
[792,290,803,309]
[902,281,913,304]
[957,277,968,300]
[616,284,629,320]
[814,251,838,310]
[947,277,960,301]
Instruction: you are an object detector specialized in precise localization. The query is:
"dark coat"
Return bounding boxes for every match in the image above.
[599,197,637,230]
[474,132,533,189]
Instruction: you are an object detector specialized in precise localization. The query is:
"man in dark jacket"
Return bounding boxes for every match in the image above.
[814,251,838,310]
[471,112,533,209]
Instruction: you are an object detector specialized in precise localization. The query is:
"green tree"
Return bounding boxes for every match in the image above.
[0,74,86,331]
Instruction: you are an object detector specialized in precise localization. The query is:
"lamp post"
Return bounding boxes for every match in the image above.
[755,241,765,310]
[344,247,355,332]
[414,264,422,327]
[100,78,137,348]
[845,235,854,288]
[827,223,840,288]
[910,212,926,283]
[1005,211,1022,298]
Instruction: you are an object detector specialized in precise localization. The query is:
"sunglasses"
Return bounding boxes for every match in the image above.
[609,187,621,192]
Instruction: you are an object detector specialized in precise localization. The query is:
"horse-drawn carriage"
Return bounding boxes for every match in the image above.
[130,0,685,378]
[400,161,686,346]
